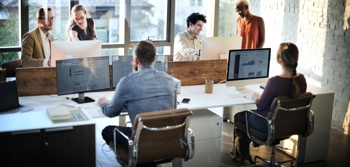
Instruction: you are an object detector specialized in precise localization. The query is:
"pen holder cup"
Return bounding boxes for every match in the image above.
[205,80,214,93]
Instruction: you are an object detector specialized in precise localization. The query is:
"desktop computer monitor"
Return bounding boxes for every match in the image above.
[112,55,168,88]
[51,40,102,67]
[200,36,242,60]
[56,56,110,104]
[226,48,271,88]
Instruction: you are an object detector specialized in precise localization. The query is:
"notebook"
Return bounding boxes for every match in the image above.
[0,81,32,114]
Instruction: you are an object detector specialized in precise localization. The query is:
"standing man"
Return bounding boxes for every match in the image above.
[173,12,207,61]
[235,0,265,49]
[98,40,177,149]
[21,7,54,67]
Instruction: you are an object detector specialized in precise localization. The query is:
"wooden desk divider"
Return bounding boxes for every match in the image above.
[16,67,57,96]
[14,59,227,96]
[168,59,227,86]
[15,65,114,96]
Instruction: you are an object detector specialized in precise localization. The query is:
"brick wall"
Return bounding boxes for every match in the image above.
[248,0,350,133]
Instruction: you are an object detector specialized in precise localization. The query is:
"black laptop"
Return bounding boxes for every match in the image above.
[0,81,32,113]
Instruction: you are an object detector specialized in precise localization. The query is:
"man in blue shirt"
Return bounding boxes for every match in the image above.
[98,40,177,148]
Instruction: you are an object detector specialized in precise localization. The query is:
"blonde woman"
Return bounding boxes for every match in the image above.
[67,4,97,41]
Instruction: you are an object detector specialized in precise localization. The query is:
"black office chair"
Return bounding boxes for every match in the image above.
[113,108,195,167]
[235,92,316,167]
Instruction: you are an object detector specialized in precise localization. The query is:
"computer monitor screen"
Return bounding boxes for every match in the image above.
[56,56,110,103]
[112,56,133,88]
[200,36,242,60]
[112,55,168,88]
[226,48,271,88]
[51,40,102,67]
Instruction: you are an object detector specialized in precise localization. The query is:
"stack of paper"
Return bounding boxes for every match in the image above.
[47,106,72,121]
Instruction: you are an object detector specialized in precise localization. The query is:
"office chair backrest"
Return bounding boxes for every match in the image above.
[1,59,21,77]
[126,108,192,165]
[271,92,316,140]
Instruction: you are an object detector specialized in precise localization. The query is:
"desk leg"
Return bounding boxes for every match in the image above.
[173,158,183,167]
[119,115,126,126]
[223,107,230,121]
[296,136,306,165]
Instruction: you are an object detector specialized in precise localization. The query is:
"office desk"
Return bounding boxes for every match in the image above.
[0,96,96,167]
[0,83,333,166]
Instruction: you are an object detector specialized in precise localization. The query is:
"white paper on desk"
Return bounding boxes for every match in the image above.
[84,108,105,118]
[243,93,255,101]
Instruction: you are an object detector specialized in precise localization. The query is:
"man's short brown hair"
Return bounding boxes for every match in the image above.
[36,7,52,19]
[134,40,156,66]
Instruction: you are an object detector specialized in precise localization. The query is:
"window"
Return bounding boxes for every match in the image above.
[29,0,69,41]
[1,0,232,62]
[174,0,211,39]
[218,0,236,37]
[0,1,19,63]
[78,0,123,43]
[130,0,168,42]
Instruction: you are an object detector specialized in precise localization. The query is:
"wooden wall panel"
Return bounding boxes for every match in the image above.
[168,60,227,86]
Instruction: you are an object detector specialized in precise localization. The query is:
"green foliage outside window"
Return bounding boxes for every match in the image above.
[0,13,19,64]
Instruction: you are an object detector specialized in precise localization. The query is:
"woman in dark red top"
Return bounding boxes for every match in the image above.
[233,42,307,164]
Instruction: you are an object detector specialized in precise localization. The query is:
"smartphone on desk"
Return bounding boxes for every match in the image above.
[181,98,191,104]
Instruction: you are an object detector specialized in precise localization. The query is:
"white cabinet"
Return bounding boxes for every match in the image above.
[182,109,222,167]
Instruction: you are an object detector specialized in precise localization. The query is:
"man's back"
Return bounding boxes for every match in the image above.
[102,66,176,123]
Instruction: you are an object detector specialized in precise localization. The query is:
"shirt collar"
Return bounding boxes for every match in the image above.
[39,28,51,40]
[184,29,197,40]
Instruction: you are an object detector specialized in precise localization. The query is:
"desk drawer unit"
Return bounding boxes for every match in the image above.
[183,109,222,167]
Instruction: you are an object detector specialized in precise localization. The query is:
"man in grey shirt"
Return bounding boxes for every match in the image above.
[98,40,177,148]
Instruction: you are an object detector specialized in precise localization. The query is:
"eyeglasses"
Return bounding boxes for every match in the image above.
[39,17,55,21]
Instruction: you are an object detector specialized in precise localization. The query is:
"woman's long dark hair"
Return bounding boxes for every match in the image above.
[277,42,300,98]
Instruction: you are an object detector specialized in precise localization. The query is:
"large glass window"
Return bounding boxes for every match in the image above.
[79,0,123,43]
[130,0,168,42]
[0,1,19,63]
[29,0,70,41]
[174,0,210,39]
[218,0,236,37]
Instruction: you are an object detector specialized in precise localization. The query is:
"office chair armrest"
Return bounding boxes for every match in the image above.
[114,127,136,167]
[186,128,195,160]
[303,110,315,137]
[245,110,273,145]
[114,127,132,141]
[245,109,270,123]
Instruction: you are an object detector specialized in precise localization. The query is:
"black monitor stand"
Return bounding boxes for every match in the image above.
[71,93,95,104]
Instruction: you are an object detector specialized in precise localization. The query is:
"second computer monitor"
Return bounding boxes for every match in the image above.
[111,55,168,88]
[51,40,102,67]
[226,48,271,88]
[200,36,242,60]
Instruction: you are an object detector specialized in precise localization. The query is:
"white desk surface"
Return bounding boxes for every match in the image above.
[0,83,333,133]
